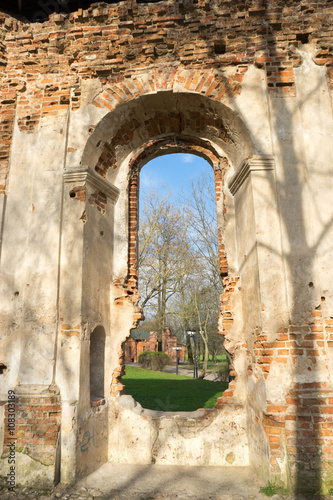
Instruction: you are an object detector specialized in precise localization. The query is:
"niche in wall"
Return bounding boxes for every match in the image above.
[90,326,106,401]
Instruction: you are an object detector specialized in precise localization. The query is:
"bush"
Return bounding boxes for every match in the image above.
[138,351,171,371]
[138,351,151,369]
[212,362,229,382]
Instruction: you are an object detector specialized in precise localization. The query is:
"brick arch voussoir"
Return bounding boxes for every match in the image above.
[127,135,231,295]
[128,135,220,174]
[94,105,236,179]
[92,68,245,112]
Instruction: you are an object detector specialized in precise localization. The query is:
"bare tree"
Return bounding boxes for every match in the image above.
[183,172,223,295]
[138,186,192,337]
[182,172,223,373]
[137,170,222,369]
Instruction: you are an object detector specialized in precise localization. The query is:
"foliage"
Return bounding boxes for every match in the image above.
[259,481,289,497]
[123,365,228,411]
[212,362,230,382]
[138,351,171,371]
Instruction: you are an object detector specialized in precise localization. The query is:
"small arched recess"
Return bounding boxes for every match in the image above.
[90,325,106,402]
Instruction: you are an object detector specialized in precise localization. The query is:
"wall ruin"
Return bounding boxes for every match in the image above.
[0,0,333,494]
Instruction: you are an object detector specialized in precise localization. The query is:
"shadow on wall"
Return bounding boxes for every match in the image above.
[245,6,333,494]
[77,462,265,498]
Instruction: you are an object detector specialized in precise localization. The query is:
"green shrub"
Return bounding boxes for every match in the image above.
[212,362,229,382]
[138,351,151,369]
[138,351,171,371]
[259,480,289,497]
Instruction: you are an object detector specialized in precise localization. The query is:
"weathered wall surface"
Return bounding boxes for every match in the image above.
[109,395,249,467]
[0,0,333,494]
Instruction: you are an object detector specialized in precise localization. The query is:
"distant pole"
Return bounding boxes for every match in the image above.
[172,347,182,375]
[193,336,198,379]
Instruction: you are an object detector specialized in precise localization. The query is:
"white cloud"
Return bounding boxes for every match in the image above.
[180,154,194,164]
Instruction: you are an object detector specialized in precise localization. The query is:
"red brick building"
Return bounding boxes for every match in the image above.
[123,328,185,363]
[123,331,158,362]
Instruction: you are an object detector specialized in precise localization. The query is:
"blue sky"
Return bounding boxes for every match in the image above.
[140,153,211,196]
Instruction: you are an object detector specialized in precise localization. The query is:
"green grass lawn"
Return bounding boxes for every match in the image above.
[184,354,227,368]
[123,365,228,411]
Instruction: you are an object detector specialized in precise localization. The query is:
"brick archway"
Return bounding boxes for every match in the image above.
[78,89,257,371]
[80,86,256,178]
[74,86,287,478]
[92,68,246,114]
[80,88,257,280]
[77,92,254,437]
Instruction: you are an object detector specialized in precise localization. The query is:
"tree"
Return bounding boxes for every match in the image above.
[138,186,193,337]
[183,172,223,295]
[181,172,223,374]
[136,168,223,371]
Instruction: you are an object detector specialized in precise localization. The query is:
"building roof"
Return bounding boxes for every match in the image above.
[131,331,150,341]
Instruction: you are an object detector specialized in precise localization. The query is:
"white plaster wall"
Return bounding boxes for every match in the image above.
[250,168,289,337]
[233,65,273,156]
[293,50,333,313]
[268,66,327,323]
[267,49,333,387]
[108,397,249,467]
[56,180,85,404]
[0,112,68,393]
[76,404,108,481]
[234,178,261,337]
[80,184,115,406]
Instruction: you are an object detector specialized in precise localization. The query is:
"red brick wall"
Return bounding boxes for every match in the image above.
[252,303,333,491]
[1,387,61,468]
[1,1,333,195]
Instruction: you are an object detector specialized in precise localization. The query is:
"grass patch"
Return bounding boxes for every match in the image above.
[123,365,228,411]
[185,354,227,365]
[259,481,289,497]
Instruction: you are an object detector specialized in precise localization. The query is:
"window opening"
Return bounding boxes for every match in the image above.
[123,153,228,412]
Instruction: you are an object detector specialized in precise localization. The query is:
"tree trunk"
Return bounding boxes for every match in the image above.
[199,334,209,378]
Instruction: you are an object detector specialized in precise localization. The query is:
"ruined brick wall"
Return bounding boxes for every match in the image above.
[1,387,61,487]
[256,304,333,492]
[1,0,333,194]
[1,0,333,491]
